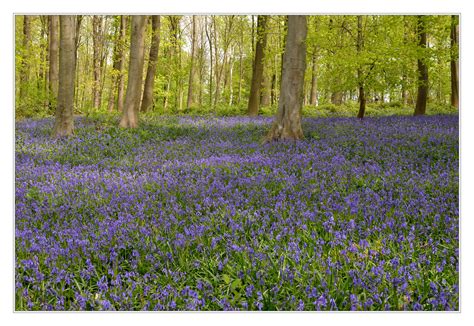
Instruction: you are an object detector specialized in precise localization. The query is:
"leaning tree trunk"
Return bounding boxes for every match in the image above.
[265,15,307,142]
[450,15,459,109]
[141,15,161,112]
[414,15,428,116]
[247,15,268,116]
[119,15,147,128]
[53,16,76,138]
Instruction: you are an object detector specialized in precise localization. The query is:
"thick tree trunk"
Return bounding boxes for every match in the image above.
[450,15,459,109]
[309,54,318,106]
[186,16,197,109]
[141,15,161,112]
[414,16,428,116]
[119,15,147,128]
[48,16,59,107]
[247,15,268,116]
[265,15,307,142]
[53,16,76,137]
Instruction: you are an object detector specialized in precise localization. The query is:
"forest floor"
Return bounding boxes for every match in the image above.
[15,114,459,310]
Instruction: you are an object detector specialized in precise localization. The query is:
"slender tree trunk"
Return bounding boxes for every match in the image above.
[247,15,268,116]
[48,15,59,109]
[19,16,31,100]
[205,17,213,109]
[414,15,428,116]
[116,16,127,113]
[237,23,244,105]
[450,15,459,109]
[92,16,103,109]
[119,15,147,128]
[186,16,197,109]
[271,73,276,106]
[107,17,122,112]
[73,16,83,110]
[260,73,271,107]
[265,15,307,142]
[141,15,161,112]
[228,47,234,105]
[198,21,205,107]
[309,53,318,106]
[356,16,366,119]
[53,16,76,137]
[401,74,408,106]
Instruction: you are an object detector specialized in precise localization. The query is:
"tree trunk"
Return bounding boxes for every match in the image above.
[141,15,161,112]
[228,47,234,105]
[119,15,147,128]
[401,74,408,106]
[309,53,318,106]
[260,73,271,107]
[265,15,307,142]
[270,73,276,106]
[450,15,459,109]
[205,17,214,109]
[116,16,127,113]
[186,16,197,109]
[92,16,103,109]
[356,16,366,119]
[414,15,428,116]
[107,16,122,112]
[48,16,59,108]
[198,20,205,107]
[237,22,244,105]
[53,16,76,137]
[247,15,268,116]
[19,16,32,100]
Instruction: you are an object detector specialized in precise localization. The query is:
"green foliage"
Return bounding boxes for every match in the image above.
[15,15,458,120]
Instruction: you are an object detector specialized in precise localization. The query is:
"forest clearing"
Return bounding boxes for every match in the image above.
[15,14,459,311]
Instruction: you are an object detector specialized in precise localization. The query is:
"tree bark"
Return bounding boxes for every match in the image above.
[92,16,103,109]
[19,16,32,100]
[414,15,428,116]
[309,53,318,106]
[186,16,197,109]
[450,15,459,109]
[247,15,268,116]
[265,15,307,142]
[260,73,271,107]
[48,16,59,107]
[53,16,76,137]
[356,16,366,119]
[119,15,147,128]
[116,16,127,113]
[205,17,214,109]
[141,15,161,112]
